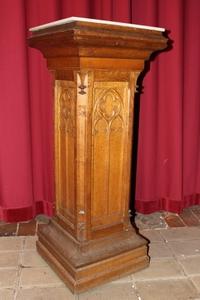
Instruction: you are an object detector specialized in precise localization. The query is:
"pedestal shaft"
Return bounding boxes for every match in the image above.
[54,70,138,242]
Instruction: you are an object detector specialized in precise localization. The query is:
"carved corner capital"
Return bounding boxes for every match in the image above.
[77,72,87,95]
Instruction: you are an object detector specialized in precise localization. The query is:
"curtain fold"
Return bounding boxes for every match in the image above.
[134,0,200,212]
[0,0,200,222]
[183,0,200,200]
[0,0,34,221]
[134,0,185,212]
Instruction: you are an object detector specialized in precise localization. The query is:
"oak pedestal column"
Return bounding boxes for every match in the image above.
[28,17,167,293]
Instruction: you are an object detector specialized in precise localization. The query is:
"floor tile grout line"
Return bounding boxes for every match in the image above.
[190,208,200,222]
[13,248,23,300]
[175,213,188,227]
[17,283,65,289]
[186,277,200,295]
[133,276,200,299]
[190,209,200,222]
[163,239,199,259]
[0,250,23,254]
[133,275,190,282]
[170,246,199,288]
[0,267,19,271]
[130,274,144,300]
[177,254,200,259]
[0,249,38,254]
[35,221,38,235]
[157,228,200,243]
[0,265,54,271]
[13,237,28,299]
[15,223,19,236]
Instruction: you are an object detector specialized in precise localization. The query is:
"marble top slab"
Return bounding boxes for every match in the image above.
[30,16,165,32]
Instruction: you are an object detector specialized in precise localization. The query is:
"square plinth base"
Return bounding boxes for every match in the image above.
[37,220,149,294]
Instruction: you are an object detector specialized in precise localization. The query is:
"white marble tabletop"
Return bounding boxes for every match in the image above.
[30,16,165,32]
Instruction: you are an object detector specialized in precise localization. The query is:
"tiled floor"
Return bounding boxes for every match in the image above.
[1,207,200,299]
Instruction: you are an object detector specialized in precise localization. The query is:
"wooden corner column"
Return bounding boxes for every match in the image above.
[28,17,167,293]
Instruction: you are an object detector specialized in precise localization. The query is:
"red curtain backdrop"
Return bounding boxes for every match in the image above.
[0,0,200,222]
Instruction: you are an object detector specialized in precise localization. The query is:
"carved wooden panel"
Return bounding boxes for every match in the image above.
[55,80,76,229]
[91,82,130,230]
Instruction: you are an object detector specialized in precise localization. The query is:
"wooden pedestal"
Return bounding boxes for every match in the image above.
[28,17,167,293]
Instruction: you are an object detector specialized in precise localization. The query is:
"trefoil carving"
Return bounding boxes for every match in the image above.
[93,88,124,135]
